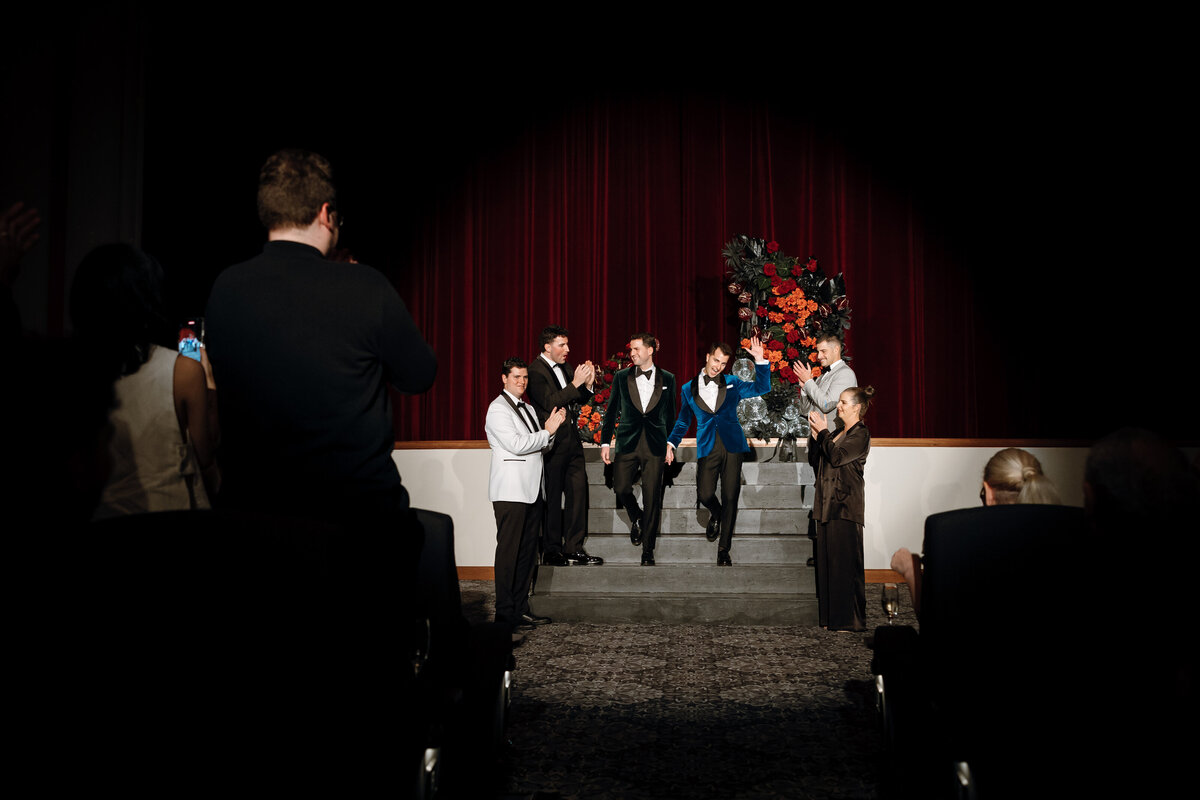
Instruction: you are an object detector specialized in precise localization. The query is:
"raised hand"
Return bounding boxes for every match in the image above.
[748,336,764,361]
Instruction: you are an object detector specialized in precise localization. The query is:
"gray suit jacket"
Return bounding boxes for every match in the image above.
[799,360,858,434]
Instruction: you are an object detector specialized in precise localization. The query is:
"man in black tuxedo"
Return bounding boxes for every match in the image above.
[526,325,603,566]
[600,333,676,565]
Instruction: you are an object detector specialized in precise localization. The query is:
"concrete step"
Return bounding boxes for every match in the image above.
[589,507,809,535]
[533,563,813,594]
[585,461,815,486]
[578,534,811,564]
[588,482,812,510]
[529,592,819,625]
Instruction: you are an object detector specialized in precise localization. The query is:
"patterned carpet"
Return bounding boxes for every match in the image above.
[459,580,916,800]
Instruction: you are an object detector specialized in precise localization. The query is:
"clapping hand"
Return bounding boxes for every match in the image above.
[808,409,827,433]
[791,359,813,384]
[574,361,595,387]
[1,202,42,287]
[544,406,568,435]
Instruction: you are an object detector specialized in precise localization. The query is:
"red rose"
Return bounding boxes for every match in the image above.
[805,258,818,272]
[766,241,779,253]
[786,347,799,360]
[756,306,770,318]
[605,360,618,370]
[786,330,800,343]
[767,340,785,351]
[779,278,797,295]
[769,275,782,288]
[763,263,776,276]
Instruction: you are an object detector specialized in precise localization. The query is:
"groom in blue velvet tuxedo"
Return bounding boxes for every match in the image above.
[666,337,769,565]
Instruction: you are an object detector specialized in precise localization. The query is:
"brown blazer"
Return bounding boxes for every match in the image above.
[808,421,870,525]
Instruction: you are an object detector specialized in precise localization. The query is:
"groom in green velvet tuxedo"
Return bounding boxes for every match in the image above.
[600,333,676,565]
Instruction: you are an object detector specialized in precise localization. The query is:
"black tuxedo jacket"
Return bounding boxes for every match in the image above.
[526,355,591,453]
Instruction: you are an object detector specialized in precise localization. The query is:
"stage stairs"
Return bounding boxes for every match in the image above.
[529,443,818,625]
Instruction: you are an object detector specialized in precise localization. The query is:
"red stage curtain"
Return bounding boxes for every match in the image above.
[391,91,981,441]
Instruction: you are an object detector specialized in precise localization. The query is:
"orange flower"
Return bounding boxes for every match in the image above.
[808,352,819,362]
[581,405,592,416]
[768,312,785,323]
[590,412,601,423]
[812,366,822,378]
[782,322,795,333]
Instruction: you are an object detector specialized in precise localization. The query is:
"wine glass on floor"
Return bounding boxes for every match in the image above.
[881,583,901,625]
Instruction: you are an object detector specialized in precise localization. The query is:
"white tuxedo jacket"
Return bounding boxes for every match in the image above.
[486,393,553,504]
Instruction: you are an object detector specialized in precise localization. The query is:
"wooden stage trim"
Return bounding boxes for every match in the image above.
[399,438,1094,450]
[458,567,904,583]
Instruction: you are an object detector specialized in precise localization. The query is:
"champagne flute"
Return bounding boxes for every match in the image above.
[881,583,901,625]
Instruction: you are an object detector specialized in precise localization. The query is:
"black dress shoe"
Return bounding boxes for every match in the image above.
[717,549,732,566]
[630,519,643,546]
[520,613,552,626]
[641,553,655,566]
[543,552,569,566]
[705,516,721,542]
[566,551,604,566]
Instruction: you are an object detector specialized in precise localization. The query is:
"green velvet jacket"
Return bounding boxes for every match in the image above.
[599,365,677,457]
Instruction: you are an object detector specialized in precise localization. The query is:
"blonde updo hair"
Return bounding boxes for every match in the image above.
[983,448,1061,505]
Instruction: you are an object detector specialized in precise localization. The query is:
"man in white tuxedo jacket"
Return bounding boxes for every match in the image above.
[486,358,567,633]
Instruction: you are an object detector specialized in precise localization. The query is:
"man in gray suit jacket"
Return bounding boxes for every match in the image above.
[792,333,858,435]
[485,358,567,634]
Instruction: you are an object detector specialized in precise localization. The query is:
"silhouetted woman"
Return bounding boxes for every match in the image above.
[70,243,218,517]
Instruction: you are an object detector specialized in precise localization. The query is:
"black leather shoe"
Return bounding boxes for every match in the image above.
[520,613,552,626]
[641,553,655,566]
[630,519,643,546]
[717,549,732,566]
[705,516,721,542]
[542,552,569,567]
[566,551,604,566]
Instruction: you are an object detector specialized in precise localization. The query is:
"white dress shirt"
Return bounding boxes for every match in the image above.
[634,366,656,411]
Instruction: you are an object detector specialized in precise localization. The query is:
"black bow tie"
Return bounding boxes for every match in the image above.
[638,368,653,380]
[702,375,718,386]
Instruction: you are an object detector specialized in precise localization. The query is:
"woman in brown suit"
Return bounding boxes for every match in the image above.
[808,385,875,631]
